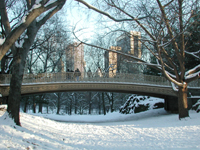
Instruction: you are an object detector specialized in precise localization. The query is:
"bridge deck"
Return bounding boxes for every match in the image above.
[0,72,199,86]
[0,72,199,97]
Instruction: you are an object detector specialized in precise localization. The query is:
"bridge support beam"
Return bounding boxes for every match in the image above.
[164,96,178,113]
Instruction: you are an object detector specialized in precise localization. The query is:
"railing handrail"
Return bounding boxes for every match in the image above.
[0,72,199,87]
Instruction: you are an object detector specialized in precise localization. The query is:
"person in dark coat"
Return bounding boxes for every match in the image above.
[87,68,92,78]
[75,68,81,81]
[66,69,70,80]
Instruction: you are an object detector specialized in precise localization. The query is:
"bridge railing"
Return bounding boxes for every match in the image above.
[0,72,199,87]
[0,72,170,86]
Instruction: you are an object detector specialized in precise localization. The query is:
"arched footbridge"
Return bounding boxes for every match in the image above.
[0,72,199,98]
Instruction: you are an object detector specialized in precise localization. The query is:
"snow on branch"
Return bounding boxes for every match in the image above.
[185,64,200,77]
[171,82,178,92]
[22,0,42,23]
[185,50,200,60]
[53,93,58,98]
[75,0,136,22]
[185,70,200,81]
[4,58,13,73]
[163,70,183,87]
[44,0,57,7]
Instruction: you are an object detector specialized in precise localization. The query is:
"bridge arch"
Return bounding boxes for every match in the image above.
[0,72,198,98]
[0,82,177,98]
[1,72,199,112]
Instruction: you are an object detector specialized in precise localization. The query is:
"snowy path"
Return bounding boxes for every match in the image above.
[0,107,200,150]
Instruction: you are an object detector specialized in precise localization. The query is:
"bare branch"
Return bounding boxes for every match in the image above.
[185,50,200,60]
[73,29,164,73]
[163,0,174,8]
[0,0,66,61]
[75,0,136,22]
[142,42,174,72]
[185,64,200,76]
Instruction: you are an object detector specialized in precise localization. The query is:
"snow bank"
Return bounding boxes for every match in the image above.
[0,106,200,150]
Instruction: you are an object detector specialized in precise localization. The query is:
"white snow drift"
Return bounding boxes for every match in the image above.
[0,105,200,150]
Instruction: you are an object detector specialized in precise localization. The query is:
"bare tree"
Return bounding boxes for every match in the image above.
[84,43,105,72]
[105,92,114,112]
[76,0,200,119]
[0,0,66,125]
[28,15,71,73]
[0,0,66,60]
[83,31,117,72]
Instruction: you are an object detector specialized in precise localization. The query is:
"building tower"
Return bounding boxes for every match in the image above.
[66,42,86,75]
[105,31,141,76]
[104,46,121,77]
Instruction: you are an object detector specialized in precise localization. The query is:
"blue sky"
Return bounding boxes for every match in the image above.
[63,0,96,41]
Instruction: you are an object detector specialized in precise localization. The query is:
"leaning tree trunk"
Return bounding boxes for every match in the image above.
[178,84,189,119]
[4,1,65,125]
[7,21,37,125]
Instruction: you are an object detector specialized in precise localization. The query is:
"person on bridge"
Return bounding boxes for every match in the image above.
[66,69,74,80]
[66,69,70,80]
[75,68,81,81]
[87,68,92,78]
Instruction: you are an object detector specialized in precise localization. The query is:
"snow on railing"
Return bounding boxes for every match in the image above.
[0,72,199,87]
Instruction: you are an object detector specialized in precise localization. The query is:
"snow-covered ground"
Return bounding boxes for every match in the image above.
[0,104,200,150]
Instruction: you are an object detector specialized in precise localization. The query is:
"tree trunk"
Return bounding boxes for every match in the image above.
[23,98,28,113]
[88,92,92,114]
[33,97,36,113]
[98,93,101,115]
[111,93,114,112]
[74,93,77,114]
[39,103,43,113]
[102,92,106,115]
[65,106,68,114]
[1,56,6,74]
[7,49,25,126]
[38,94,43,113]
[69,98,72,115]
[4,2,65,125]
[56,93,61,114]
[7,19,38,125]
[178,85,189,119]
[46,104,48,114]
